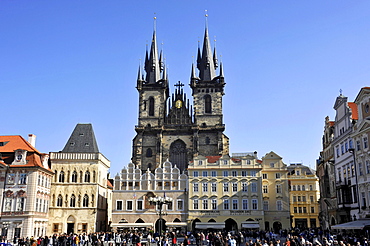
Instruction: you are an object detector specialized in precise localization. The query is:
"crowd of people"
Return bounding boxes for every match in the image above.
[1,229,370,246]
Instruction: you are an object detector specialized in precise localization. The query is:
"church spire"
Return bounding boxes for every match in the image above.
[198,24,217,81]
[144,23,161,84]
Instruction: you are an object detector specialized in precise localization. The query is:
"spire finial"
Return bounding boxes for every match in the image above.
[340,89,343,96]
[205,10,208,28]
[153,13,157,32]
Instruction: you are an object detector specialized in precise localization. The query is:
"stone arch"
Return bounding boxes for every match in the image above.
[208,219,216,222]
[273,221,282,233]
[192,218,201,232]
[136,218,145,223]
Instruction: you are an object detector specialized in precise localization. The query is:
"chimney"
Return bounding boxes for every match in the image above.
[28,134,36,147]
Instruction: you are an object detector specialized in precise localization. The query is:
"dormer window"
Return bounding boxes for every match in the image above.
[79,133,84,136]
[70,142,75,146]
[85,143,89,147]
[198,160,203,165]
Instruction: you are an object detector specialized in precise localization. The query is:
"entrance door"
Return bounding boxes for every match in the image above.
[67,223,74,234]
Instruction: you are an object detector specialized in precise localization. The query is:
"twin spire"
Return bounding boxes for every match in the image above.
[138,18,223,85]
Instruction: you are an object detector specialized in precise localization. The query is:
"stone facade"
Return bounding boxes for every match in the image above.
[48,124,112,234]
[132,27,228,173]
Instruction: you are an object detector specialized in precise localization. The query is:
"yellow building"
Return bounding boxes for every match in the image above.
[288,163,320,229]
[261,151,291,232]
[188,153,263,232]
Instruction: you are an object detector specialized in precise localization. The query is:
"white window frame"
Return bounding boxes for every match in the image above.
[232,199,238,210]
[242,199,248,210]
[177,199,184,211]
[126,200,133,211]
[252,199,258,210]
[137,200,143,211]
[116,200,123,210]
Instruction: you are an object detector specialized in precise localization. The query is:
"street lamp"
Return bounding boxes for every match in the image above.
[149,196,173,244]
[349,148,361,214]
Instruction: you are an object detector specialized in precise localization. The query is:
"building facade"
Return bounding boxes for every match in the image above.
[132,24,228,173]
[332,93,358,223]
[187,153,263,232]
[0,135,53,239]
[48,124,112,234]
[260,151,291,232]
[111,161,188,233]
[317,116,337,230]
[288,163,320,229]
[351,87,370,219]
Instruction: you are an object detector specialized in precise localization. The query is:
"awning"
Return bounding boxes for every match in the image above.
[111,223,154,228]
[166,222,187,227]
[331,220,370,230]
[241,222,260,229]
[195,222,225,229]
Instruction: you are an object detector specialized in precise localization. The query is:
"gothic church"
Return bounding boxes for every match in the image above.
[132,23,229,172]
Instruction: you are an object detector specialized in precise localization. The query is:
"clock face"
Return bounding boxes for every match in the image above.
[175,100,183,108]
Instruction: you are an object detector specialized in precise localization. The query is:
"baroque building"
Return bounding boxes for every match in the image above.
[260,151,290,231]
[332,93,358,223]
[48,124,112,234]
[351,87,370,219]
[287,163,320,229]
[0,134,53,239]
[132,23,229,173]
[187,153,263,232]
[111,161,188,232]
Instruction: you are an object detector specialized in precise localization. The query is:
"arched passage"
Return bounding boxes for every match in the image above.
[155,218,166,235]
[67,215,76,234]
[273,221,282,233]
[225,218,238,232]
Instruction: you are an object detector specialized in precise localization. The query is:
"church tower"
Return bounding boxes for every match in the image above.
[132,20,228,173]
[190,25,229,157]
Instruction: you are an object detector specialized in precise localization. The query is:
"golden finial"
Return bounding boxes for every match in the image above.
[205,9,208,17]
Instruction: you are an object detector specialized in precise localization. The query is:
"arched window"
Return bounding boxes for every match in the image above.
[70,194,76,207]
[54,170,58,182]
[59,171,65,183]
[57,195,63,207]
[85,171,91,182]
[149,97,155,116]
[80,171,83,183]
[71,171,77,183]
[83,194,89,207]
[148,163,152,170]
[204,95,212,113]
[146,148,153,157]
[93,171,96,183]
[170,139,187,172]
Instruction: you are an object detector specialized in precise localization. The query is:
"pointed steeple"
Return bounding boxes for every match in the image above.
[213,47,218,68]
[219,62,224,78]
[198,27,216,81]
[191,63,197,79]
[145,30,161,83]
[137,65,143,81]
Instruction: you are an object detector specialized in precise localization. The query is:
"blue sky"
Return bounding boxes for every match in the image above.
[2,1,370,176]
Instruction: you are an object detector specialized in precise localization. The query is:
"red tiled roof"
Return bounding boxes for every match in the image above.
[348,102,359,120]
[0,135,39,153]
[257,160,262,164]
[0,135,52,172]
[206,156,222,163]
[107,179,113,189]
[329,121,335,126]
